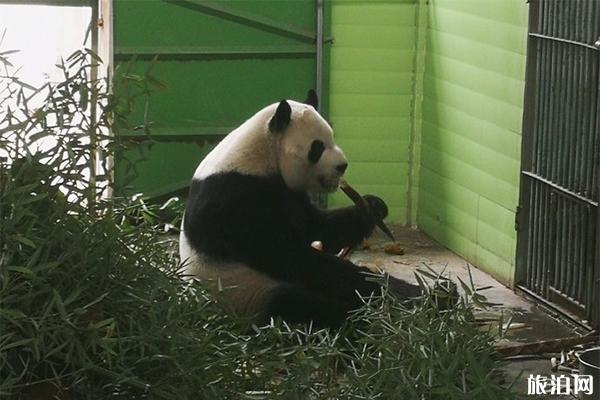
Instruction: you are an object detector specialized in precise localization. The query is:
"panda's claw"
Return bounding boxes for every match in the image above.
[376,220,396,242]
[363,195,388,220]
[362,195,395,241]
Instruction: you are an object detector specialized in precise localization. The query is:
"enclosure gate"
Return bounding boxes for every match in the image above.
[517,0,600,329]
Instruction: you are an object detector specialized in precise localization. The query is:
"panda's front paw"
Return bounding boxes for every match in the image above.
[363,195,388,221]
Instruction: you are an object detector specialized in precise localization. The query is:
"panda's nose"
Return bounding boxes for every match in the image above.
[336,162,348,174]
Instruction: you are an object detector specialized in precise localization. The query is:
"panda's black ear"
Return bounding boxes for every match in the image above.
[269,100,291,134]
[305,89,319,110]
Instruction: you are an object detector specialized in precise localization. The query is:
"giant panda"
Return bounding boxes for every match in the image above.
[179,91,421,328]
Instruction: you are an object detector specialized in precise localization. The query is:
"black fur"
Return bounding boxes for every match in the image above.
[184,172,421,328]
[268,100,292,133]
[305,89,319,109]
[308,140,325,164]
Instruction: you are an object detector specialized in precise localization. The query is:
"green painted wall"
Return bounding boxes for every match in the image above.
[328,0,417,223]
[415,0,528,284]
[114,0,328,198]
[328,0,529,284]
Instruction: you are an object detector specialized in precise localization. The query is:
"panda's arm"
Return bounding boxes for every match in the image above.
[308,205,376,253]
[307,192,391,253]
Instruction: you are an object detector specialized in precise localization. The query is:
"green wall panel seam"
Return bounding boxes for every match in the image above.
[421,88,523,134]
[422,73,525,111]
[429,2,529,37]
[430,0,527,29]
[407,0,428,227]
[426,27,527,57]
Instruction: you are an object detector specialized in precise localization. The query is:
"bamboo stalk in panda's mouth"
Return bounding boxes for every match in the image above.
[339,179,368,211]
[339,179,396,242]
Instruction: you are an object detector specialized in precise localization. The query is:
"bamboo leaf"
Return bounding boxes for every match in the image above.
[6,266,34,276]
[0,338,32,352]
[11,235,36,248]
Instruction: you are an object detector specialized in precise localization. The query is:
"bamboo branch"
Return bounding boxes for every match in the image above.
[494,334,599,358]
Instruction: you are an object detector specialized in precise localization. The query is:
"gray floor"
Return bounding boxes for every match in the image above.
[349,225,595,399]
[350,225,576,341]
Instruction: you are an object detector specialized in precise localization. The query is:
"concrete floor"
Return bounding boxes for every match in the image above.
[350,225,576,342]
[350,225,595,398]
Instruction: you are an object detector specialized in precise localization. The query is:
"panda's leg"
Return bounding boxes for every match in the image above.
[264,283,348,329]
[298,251,422,306]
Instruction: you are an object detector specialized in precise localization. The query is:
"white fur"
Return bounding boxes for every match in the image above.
[179,228,276,319]
[192,100,347,193]
[192,104,278,180]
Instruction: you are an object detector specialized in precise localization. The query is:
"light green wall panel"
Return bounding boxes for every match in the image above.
[328,0,528,286]
[328,0,417,224]
[416,0,528,285]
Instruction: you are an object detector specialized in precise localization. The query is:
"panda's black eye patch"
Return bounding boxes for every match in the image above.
[308,140,325,164]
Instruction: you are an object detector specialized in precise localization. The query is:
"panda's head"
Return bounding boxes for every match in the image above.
[269,91,348,194]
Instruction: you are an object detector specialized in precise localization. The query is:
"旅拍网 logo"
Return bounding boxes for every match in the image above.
[527,374,594,396]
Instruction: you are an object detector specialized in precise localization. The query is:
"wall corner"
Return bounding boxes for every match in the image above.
[407,0,428,227]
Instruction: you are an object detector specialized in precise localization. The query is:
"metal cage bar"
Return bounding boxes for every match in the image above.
[517,0,600,329]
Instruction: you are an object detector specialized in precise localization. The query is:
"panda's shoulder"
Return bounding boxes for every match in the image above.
[188,172,308,209]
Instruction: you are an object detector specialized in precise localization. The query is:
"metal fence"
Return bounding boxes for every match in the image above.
[517,0,600,329]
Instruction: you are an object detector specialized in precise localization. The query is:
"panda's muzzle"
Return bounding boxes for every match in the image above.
[318,175,340,192]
